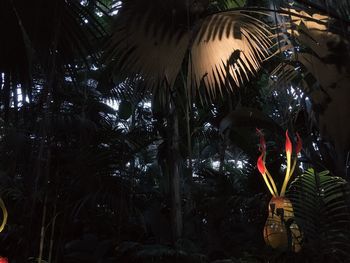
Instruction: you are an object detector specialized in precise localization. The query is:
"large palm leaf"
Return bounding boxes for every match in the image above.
[106,0,272,95]
[288,168,350,262]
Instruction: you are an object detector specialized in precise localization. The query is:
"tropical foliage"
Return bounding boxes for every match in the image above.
[0,0,349,262]
[288,169,350,262]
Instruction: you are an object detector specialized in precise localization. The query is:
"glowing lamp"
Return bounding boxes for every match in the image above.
[256,129,303,252]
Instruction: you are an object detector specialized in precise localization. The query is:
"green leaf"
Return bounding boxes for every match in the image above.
[287,169,350,259]
[225,0,246,8]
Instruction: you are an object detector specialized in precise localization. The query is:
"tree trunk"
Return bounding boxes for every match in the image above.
[167,93,183,243]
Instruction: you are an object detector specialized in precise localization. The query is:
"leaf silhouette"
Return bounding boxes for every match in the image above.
[106,0,272,95]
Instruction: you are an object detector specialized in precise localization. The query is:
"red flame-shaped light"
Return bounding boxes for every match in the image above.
[0,257,8,263]
[285,130,292,154]
[257,153,266,175]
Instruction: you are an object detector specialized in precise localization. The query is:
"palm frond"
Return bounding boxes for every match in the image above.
[288,168,350,261]
[106,1,273,97]
[189,11,271,96]
[105,0,190,89]
[209,0,246,11]
[270,8,350,171]
[293,0,350,22]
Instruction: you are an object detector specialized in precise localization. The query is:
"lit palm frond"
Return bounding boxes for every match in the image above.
[270,9,334,86]
[273,8,349,87]
[271,8,350,173]
[293,0,350,21]
[189,11,271,95]
[106,0,272,96]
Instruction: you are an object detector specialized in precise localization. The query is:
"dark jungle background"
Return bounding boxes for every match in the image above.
[0,0,350,262]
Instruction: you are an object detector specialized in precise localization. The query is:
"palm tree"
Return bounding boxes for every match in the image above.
[105,0,274,242]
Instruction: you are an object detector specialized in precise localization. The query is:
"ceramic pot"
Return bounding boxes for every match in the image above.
[263,196,302,252]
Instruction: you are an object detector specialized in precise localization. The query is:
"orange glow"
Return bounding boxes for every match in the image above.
[257,153,266,175]
[257,130,303,252]
[285,130,292,154]
[264,197,302,252]
[256,129,277,196]
[256,129,301,197]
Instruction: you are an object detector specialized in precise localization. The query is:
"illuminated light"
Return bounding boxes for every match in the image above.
[285,130,292,154]
[257,153,266,175]
[0,257,8,263]
[264,197,302,253]
[256,129,303,252]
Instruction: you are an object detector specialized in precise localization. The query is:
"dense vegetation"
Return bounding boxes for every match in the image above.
[0,0,349,262]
